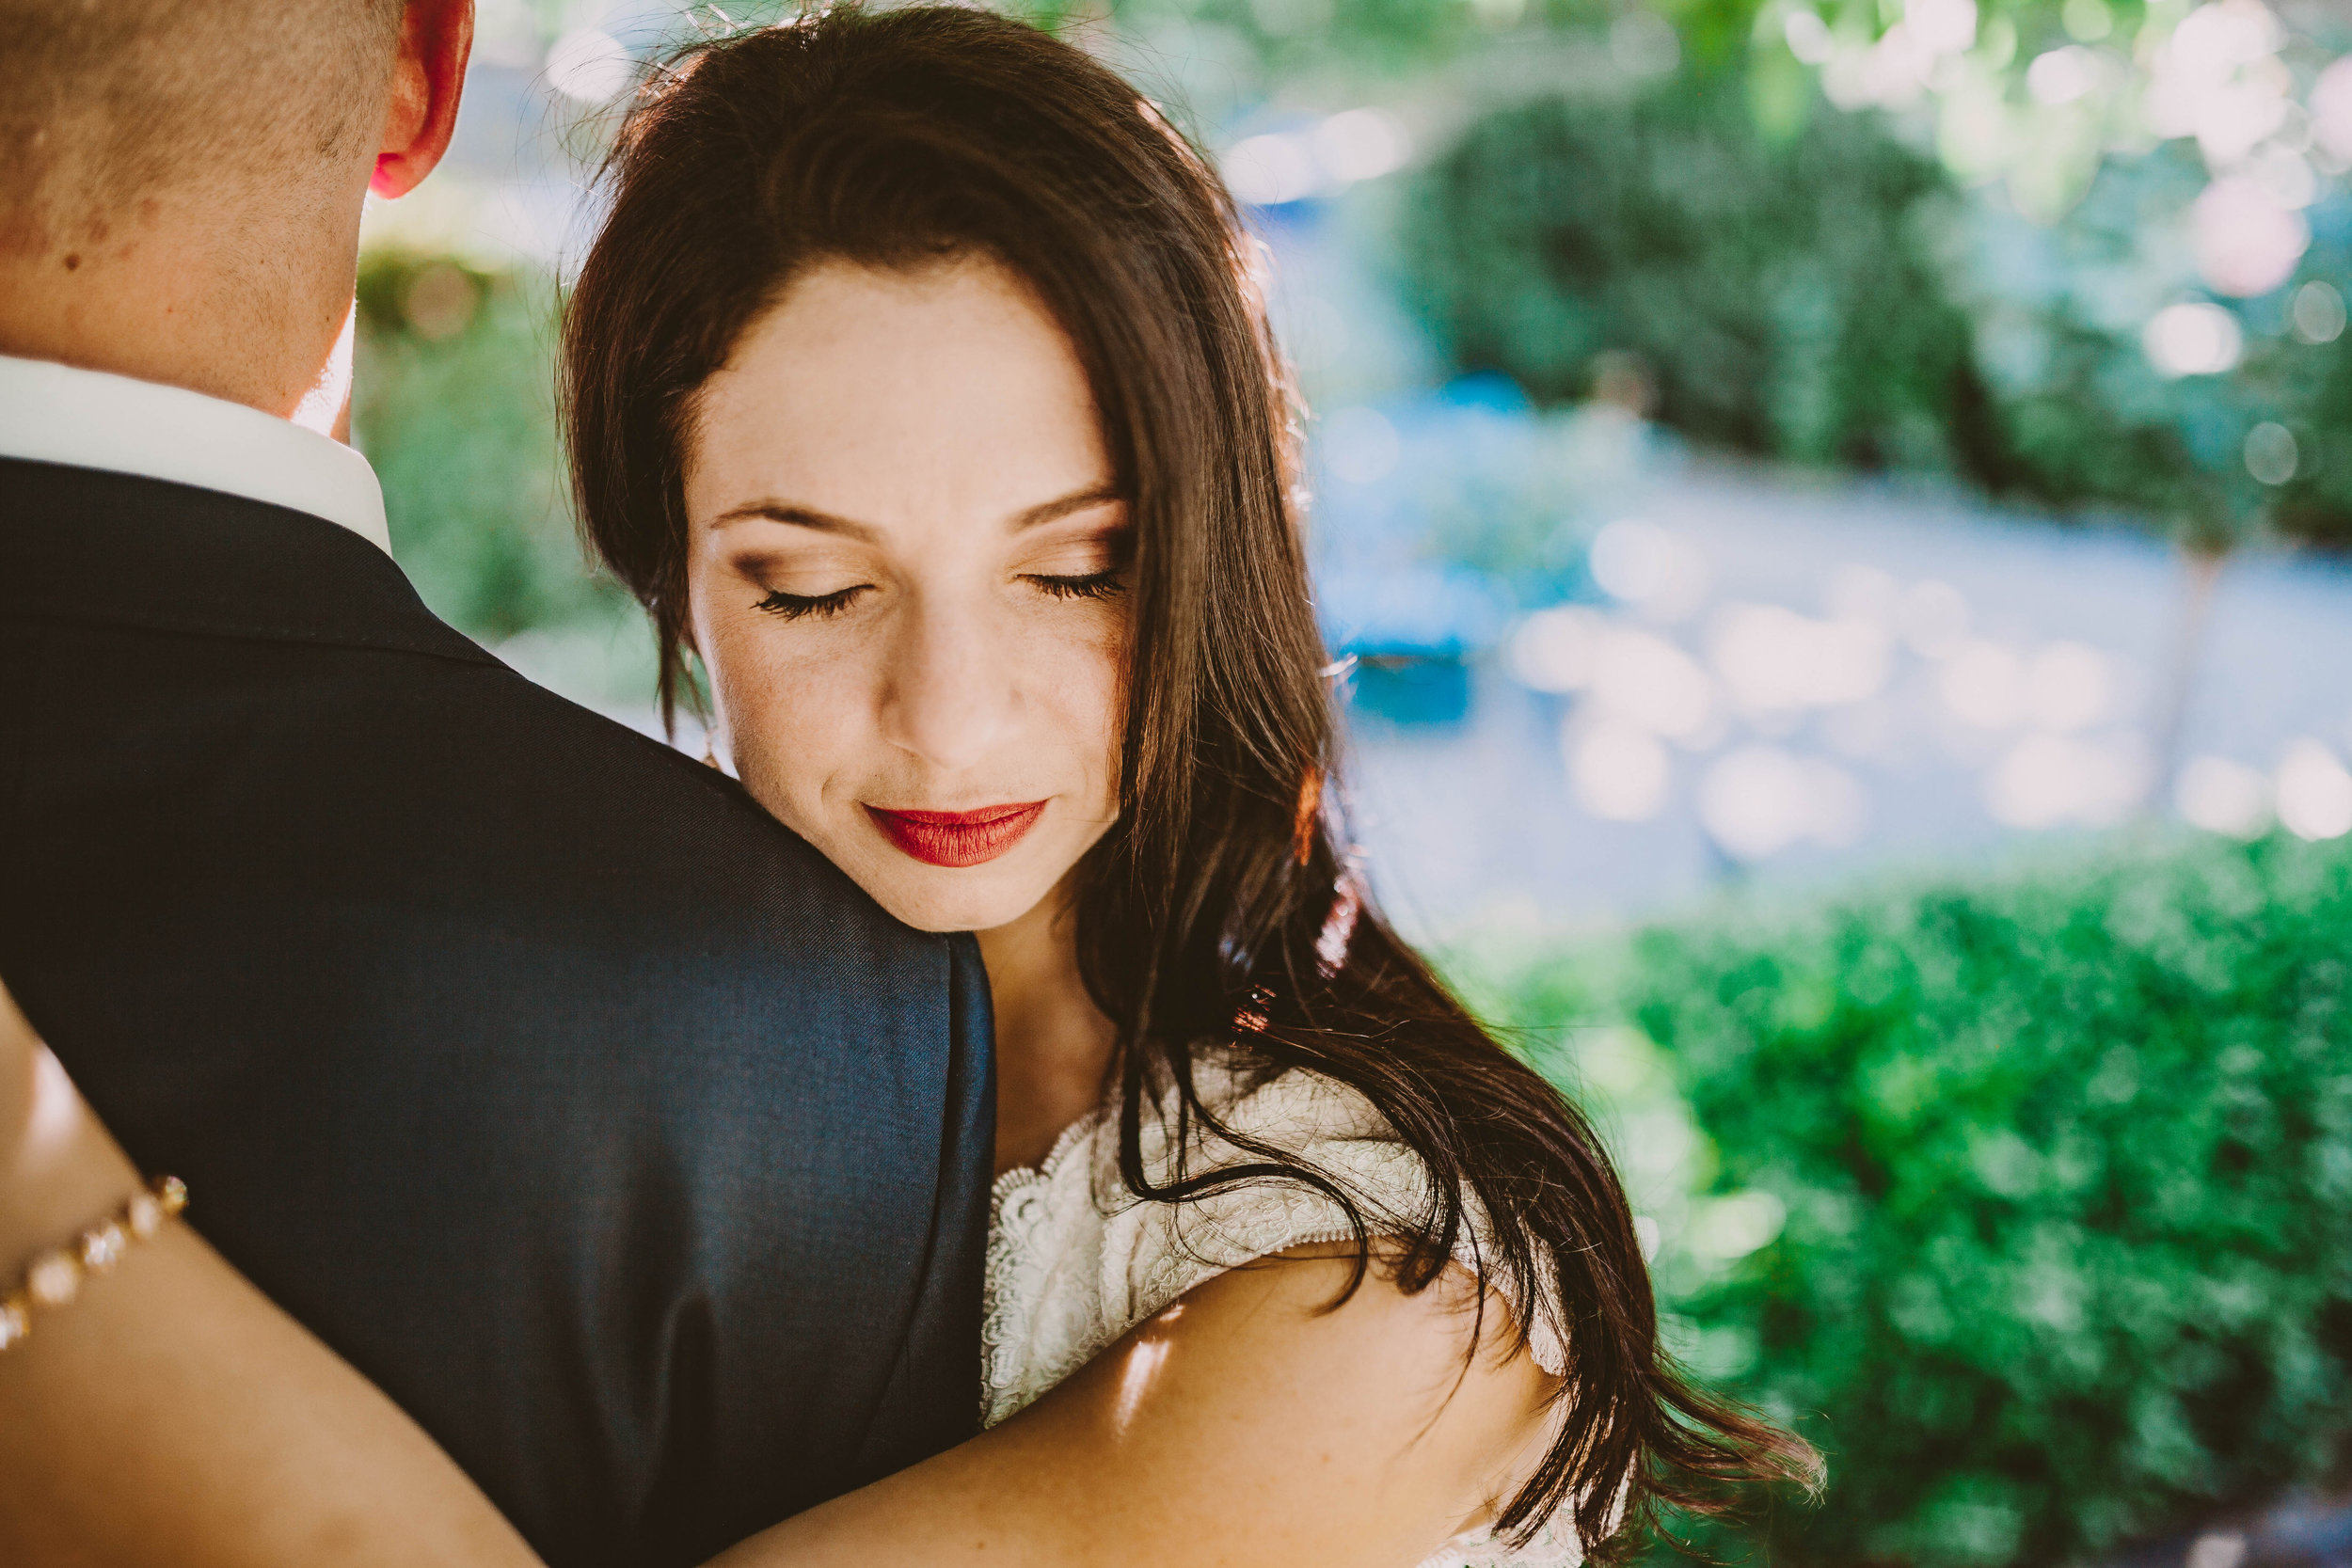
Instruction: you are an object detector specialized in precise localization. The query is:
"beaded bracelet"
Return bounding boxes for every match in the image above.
[0,1175,187,1353]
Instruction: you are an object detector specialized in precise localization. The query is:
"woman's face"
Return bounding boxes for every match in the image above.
[682,255,1131,933]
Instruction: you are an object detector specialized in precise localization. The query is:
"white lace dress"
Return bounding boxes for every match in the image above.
[982,1052,1586,1568]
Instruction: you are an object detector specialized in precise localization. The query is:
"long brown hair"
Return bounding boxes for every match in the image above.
[562,5,1819,1550]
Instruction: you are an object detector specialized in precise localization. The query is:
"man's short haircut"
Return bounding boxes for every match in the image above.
[0,0,406,257]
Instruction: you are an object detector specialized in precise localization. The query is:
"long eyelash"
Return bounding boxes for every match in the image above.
[1025,570,1127,601]
[755,586,867,620]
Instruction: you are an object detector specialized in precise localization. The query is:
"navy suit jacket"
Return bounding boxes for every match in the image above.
[0,458,994,1567]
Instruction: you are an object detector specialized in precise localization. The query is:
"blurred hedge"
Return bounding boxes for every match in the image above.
[1405,76,2352,553]
[1941,143,2352,553]
[352,251,636,647]
[1404,76,2005,483]
[1479,832,2352,1566]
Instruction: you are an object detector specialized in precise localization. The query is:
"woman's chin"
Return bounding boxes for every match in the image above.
[850,858,1060,935]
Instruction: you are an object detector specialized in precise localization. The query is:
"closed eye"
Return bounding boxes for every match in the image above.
[755,585,871,620]
[1025,569,1127,602]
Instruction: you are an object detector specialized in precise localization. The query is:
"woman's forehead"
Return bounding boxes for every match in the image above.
[686,256,1111,539]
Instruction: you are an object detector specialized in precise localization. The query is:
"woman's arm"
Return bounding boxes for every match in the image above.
[716,1245,1563,1568]
[0,983,539,1568]
[3,979,1561,1567]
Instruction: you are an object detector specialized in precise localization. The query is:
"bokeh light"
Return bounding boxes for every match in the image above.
[1587,626,1716,742]
[1507,606,1603,693]
[546,28,632,103]
[2142,302,2244,377]
[2290,280,2347,344]
[2276,738,2352,840]
[1983,733,2146,828]
[1708,603,1891,715]
[2313,55,2352,164]
[2177,754,2273,837]
[2245,422,2298,485]
[1589,517,1708,621]
[1697,746,1869,861]
[1566,717,1673,822]
[2026,46,2098,107]
[1223,107,1416,207]
[2193,177,2311,297]
[1939,642,2027,729]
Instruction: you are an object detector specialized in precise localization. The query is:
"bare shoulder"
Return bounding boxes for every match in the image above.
[1161,1239,1563,1416]
[739,1242,1564,1568]
[1110,1242,1567,1541]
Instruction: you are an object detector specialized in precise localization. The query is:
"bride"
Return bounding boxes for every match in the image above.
[0,8,1812,1564]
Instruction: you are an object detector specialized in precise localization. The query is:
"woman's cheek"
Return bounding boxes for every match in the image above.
[1064,610,1130,811]
[712,619,853,823]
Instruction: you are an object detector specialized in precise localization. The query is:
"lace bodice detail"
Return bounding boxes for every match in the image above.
[981,1053,1586,1568]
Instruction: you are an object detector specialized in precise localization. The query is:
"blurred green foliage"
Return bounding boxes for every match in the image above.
[1403,77,1999,481]
[1946,145,2352,551]
[1403,70,2352,552]
[1030,0,2160,91]
[1473,832,2352,1566]
[352,250,634,646]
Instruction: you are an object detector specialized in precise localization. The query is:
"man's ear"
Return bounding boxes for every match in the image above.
[372,0,475,198]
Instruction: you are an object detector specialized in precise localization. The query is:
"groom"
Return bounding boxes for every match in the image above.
[0,3,992,1564]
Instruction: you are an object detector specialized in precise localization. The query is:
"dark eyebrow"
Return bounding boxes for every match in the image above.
[1009,483,1124,531]
[708,483,1122,541]
[707,501,879,542]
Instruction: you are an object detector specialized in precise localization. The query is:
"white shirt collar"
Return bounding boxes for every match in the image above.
[0,354,392,555]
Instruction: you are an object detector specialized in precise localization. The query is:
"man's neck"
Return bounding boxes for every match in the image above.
[0,195,361,438]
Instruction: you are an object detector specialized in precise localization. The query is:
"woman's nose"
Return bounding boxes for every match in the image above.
[878,592,1022,770]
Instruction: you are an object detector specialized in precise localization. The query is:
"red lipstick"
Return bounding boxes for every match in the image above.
[866,801,1047,868]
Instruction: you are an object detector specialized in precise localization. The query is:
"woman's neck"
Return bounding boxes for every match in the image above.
[977,877,1118,1178]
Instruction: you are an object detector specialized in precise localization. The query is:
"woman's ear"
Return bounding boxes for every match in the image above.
[372,0,475,199]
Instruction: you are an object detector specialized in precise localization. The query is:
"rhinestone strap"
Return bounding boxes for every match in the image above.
[0,1176,186,1353]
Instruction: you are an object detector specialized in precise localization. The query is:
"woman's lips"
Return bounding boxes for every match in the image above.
[865,801,1048,868]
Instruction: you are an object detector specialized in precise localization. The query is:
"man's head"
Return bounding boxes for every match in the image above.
[0,0,472,427]
[0,1,402,259]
